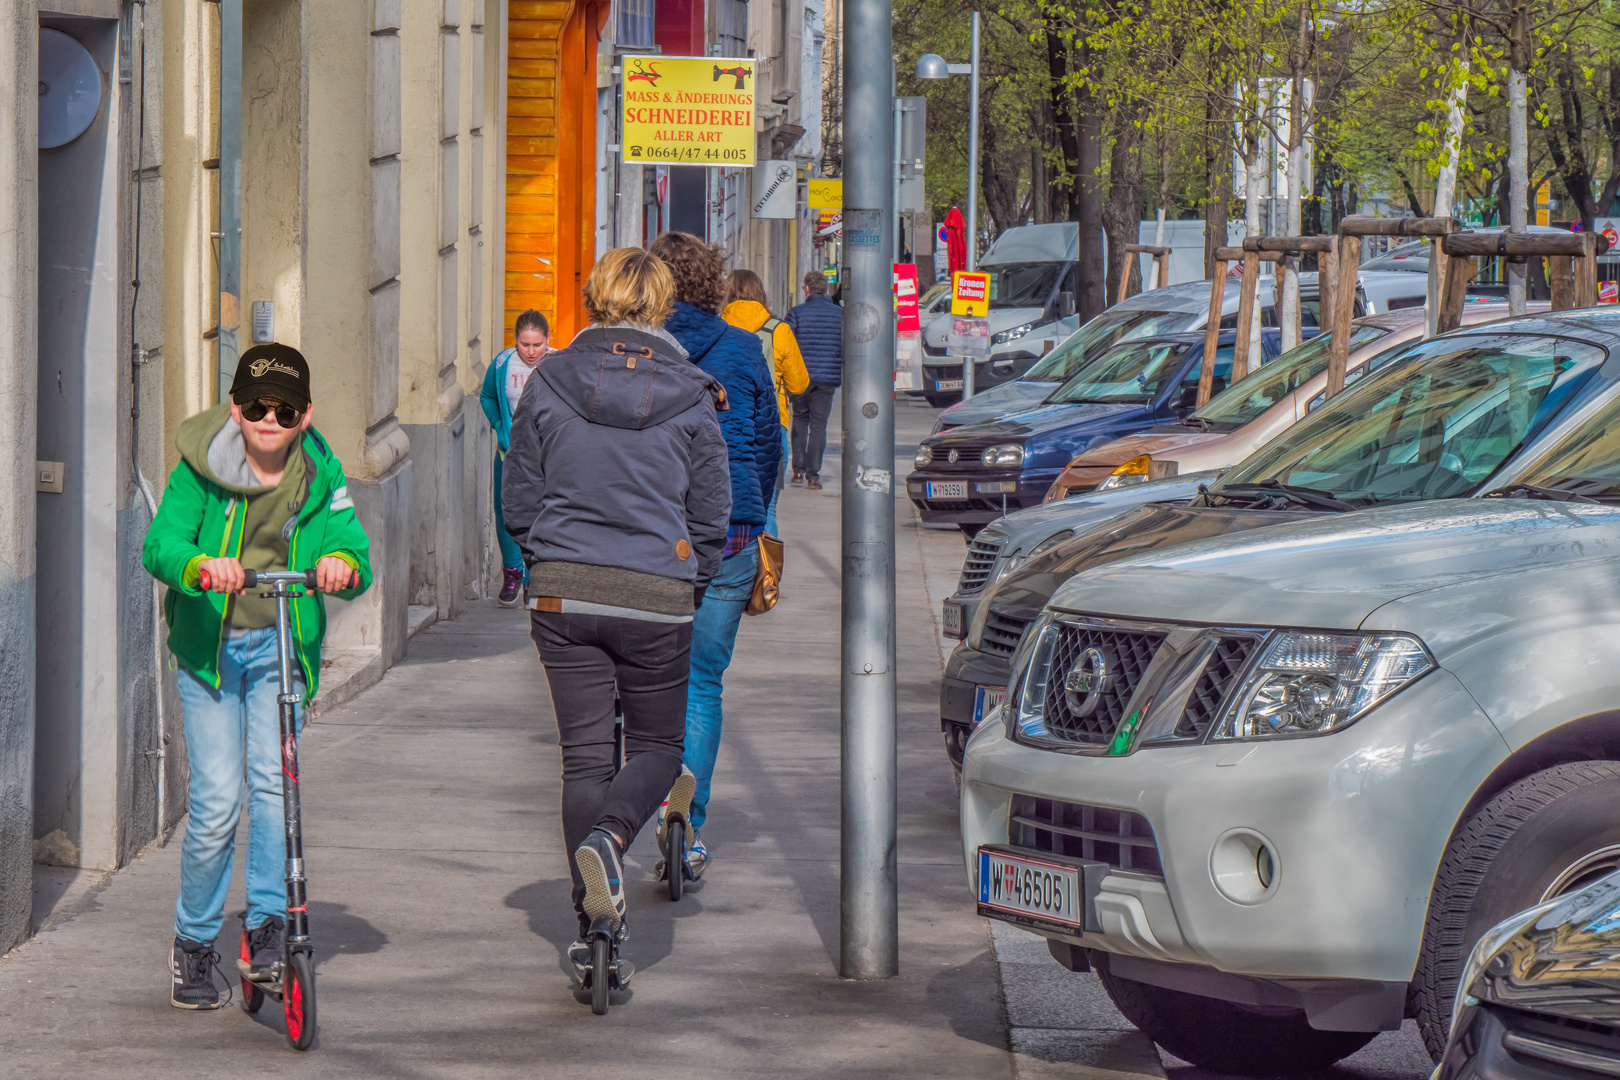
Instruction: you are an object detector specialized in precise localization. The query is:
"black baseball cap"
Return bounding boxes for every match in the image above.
[231,343,311,411]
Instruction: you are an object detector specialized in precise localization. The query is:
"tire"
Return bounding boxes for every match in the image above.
[1412,760,1620,1060]
[1097,968,1375,1076]
[238,931,263,1013]
[283,951,316,1051]
[666,819,685,902]
[590,937,611,1015]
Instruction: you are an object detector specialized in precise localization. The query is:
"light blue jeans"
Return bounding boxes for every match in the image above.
[764,428,789,537]
[683,540,757,830]
[174,627,303,944]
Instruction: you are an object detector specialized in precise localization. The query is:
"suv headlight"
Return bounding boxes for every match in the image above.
[1010,616,1059,739]
[992,321,1038,345]
[915,444,934,467]
[981,444,1025,467]
[1097,455,1153,491]
[1215,632,1434,740]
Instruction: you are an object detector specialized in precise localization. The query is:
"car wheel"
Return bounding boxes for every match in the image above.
[1412,760,1620,1060]
[1097,967,1375,1075]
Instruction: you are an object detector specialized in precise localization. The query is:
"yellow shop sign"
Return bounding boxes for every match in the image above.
[621,56,756,167]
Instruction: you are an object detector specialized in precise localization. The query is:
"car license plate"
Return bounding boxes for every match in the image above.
[935,379,964,391]
[972,685,1006,727]
[943,599,964,638]
[927,481,968,500]
[978,846,1084,930]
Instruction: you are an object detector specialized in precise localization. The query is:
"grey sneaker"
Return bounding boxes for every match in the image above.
[171,937,224,1010]
[575,829,627,932]
[685,829,709,880]
[657,765,697,847]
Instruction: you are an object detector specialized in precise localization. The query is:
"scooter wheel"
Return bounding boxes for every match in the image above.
[590,936,611,1015]
[665,819,685,902]
[238,930,264,1013]
[283,951,316,1050]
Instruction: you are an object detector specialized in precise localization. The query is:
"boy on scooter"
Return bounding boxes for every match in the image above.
[142,343,372,1009]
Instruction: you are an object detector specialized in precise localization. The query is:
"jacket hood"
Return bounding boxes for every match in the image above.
[665,301,728,363]
[539,327,718,430]
[1048,499,1620,636]
[176,401,341,500]
[722,300,773,333]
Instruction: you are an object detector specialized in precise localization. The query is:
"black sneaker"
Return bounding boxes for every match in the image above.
[245,915,284,982]
[575,829,628,933]
[171,936,224,1010]
[498,567,523,607]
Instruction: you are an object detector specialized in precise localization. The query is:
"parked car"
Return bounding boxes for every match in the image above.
[960,315,1620,1075]
[1047,303,1538,499]
[940,311,1620,772]
[1433,866,1620,1080]
[909,331,1282,535]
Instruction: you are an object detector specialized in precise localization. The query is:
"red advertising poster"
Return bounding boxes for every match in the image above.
[894,263,920,334]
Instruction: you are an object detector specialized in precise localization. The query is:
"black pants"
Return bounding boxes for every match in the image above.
[530,611,691,934]
[790,384,837,477]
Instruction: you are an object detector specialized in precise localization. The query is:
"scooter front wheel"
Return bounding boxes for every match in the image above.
[590,936,611,1015]
[665,819,685,902]
[283,951,316,1050]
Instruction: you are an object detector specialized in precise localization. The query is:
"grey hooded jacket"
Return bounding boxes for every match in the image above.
[501,326,732,618]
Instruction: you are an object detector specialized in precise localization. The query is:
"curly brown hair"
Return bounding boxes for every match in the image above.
[647,231,726,313]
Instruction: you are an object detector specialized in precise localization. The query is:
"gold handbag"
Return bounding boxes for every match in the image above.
[745,532,784,616]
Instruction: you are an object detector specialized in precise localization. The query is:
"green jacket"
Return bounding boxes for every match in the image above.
[142,404,373,696]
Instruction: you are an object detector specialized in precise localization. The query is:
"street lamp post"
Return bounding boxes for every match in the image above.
[916,14,980,397]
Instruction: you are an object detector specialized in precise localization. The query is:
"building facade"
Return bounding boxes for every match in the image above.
[0,0,507,954]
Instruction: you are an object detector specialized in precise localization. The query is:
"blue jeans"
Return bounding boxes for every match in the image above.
[764,428,789,536]
[494,454,525,572]
[683,540,757,830]
[173,627,303,944]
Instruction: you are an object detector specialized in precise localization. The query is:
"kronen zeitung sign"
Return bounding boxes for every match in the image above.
[621,56,756,167]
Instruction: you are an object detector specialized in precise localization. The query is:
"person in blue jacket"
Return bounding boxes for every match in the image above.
[480,310,550,605]
[647,231,781,882]
[785,272,843,488]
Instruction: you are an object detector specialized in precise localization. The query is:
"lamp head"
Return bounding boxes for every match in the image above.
[914,53,949,79]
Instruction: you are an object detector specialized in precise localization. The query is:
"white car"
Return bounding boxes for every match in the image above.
[960,335,1620,1075]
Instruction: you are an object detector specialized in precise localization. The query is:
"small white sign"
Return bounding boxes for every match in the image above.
[750,160,796,220]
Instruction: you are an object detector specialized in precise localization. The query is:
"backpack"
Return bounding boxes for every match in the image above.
[755,317,787,395]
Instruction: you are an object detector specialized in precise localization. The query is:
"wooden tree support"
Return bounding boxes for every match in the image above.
[1200,246,1279,406]
[1119,244,1173,303]
[1436,231,1605,332]
[1325,215,1463,397]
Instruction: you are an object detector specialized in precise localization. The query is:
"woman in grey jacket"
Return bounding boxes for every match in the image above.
[501,247,731,992]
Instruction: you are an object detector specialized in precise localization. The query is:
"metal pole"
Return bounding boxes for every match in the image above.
[217,0,242,402]
[840,0,899,981]
[961,12,981,400]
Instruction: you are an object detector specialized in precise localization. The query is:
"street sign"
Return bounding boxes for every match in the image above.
[950,270,990,316]
[621,56,756,167]
[751,160,796,218]
[897,97,927,214]
[808,179,842,208]
[822,265,838,284]
[894,263,920,334]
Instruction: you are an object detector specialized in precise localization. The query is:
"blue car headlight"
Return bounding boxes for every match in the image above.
[980,444,1025,467]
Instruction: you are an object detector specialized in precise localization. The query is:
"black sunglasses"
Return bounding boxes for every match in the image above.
[241,398,304,429]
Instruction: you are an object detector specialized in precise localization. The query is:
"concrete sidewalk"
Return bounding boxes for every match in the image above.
[0,401,1017,1079]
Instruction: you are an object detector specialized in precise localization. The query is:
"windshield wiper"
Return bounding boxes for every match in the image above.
[1484,481,1604,504]
[1211,480,1359,512]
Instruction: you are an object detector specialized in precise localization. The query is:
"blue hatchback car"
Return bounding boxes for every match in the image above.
[907,330,1282,532]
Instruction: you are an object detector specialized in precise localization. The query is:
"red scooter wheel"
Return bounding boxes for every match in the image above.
[239,930,263,1013]
[283,952,316,1050]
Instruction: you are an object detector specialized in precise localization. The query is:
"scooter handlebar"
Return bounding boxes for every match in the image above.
[198,567,356,591]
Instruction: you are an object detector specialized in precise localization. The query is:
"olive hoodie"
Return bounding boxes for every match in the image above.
[142,403,373,695]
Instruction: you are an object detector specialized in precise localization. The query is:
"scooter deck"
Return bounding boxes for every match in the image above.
[236,957,284,992]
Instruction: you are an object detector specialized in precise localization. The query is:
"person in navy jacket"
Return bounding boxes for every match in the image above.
[647,231,782,882]
[784,272,843,488]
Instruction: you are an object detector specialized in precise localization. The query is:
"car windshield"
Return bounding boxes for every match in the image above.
[1021,308,1192,382]
[1047,340,1203,405]
[1214,333,1607,505]
[1192,324,1391,429]
[985,262,1068,309]
[1508,390,1620,501]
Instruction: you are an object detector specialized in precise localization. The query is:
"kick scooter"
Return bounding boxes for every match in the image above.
[580,699,632,1014]
[197,566,352,1050]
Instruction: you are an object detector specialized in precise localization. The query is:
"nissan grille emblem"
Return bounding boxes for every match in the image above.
[1064,647,1113,718]
[947,448,959,464]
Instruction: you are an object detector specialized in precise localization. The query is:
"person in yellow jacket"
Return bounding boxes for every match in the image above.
[721,269,808,534]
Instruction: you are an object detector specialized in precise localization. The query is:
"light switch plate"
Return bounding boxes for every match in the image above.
[36,461,64,493]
